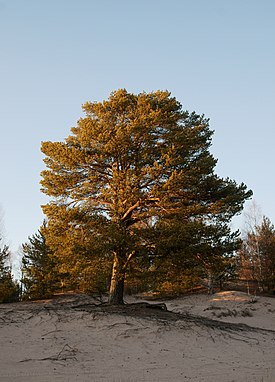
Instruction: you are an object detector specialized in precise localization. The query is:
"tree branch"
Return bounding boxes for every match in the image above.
[121,201,140,222]
[123,251,136,271]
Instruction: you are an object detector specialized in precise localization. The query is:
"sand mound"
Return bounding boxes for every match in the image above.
[1,291,275,381]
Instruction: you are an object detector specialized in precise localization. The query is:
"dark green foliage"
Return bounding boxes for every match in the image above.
[21,222,60,299]
[147,219,240,294]
[257,217,275,291]
[0,240,19,303]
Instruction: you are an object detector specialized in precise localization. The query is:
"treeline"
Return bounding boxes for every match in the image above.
[238,216,275,293]
[20,220,235,299]
[3,212,275,304]
[19,213,275,301]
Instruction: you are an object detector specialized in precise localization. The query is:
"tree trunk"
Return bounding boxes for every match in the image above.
[109,253,125,305]
[207,270,214,294]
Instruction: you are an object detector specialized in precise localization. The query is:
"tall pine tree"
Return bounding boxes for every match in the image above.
[41,89,252,304]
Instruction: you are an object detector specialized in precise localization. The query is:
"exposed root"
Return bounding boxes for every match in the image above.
[2,294,275,338]
[19,344,78,363]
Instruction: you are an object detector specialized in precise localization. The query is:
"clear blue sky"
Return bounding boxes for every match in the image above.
[0,0,274,256]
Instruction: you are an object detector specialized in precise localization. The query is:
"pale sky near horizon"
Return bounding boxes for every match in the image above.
[0,0,274,260]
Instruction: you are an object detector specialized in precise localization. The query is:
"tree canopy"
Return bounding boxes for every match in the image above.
[41,89,252,303]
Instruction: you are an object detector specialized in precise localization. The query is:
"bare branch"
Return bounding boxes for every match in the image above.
[121,201,140,222]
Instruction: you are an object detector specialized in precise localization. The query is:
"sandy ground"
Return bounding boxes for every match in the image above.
[0,291,275,382]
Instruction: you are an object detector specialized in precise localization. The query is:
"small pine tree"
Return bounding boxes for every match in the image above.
[21,222,59,299]
[0,240,19,303]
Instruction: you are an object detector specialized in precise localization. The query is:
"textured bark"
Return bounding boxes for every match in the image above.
[109,254,125,305]
[207,270,214,295]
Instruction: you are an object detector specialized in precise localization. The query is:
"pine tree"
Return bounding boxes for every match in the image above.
[0,240,19,303]
[41,89,252,304]
[21,222,59,299]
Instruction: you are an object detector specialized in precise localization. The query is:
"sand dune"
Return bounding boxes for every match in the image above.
[1,291,275,381]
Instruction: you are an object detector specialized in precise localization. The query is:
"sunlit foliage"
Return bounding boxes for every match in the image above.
[41,89,252,303]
